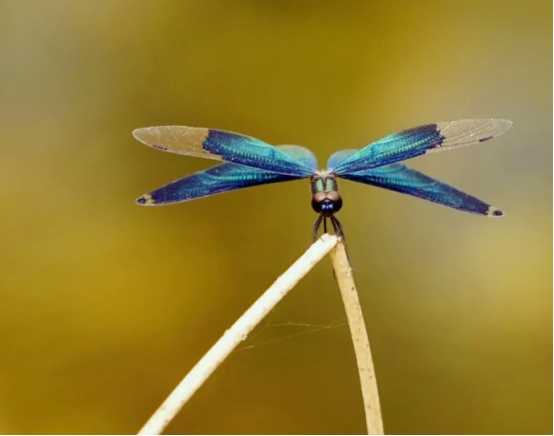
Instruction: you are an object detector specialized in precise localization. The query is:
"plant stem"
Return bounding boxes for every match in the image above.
[138,234,339,435]
[329,240,384,435]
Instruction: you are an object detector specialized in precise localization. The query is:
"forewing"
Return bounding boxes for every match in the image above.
[133,126,220,160]
[332,119,512,174]
[339,164,503,216]
[133,126,314,176]
[136,145,311,205]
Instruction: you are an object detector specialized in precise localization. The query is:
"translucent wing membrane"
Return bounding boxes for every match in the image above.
[133,126,220,160]
[274,145,318,173]
[133,126,315,177]
[327,149,357,171]
[136,145,313,205]
[340,164,503,217]
[331,119,512,174]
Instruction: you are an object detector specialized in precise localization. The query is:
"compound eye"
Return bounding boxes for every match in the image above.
[311,199,322,213]
[311,192,327,213]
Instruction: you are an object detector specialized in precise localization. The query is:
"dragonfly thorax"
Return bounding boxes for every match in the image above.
[310,171,342,217]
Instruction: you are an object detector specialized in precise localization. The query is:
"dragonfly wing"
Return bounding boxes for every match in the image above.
[136,145,312,205]
[339,164,503,216]
[332,119,512,174]
[137,163,299,205]
[277,145,318,173]
[133,126,314,176]
[327,149,357,171]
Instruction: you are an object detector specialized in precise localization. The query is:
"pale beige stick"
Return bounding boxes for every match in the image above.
[138,234,339,435]
[329,240,384,435]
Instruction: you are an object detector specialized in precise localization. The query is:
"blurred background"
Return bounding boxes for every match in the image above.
[0,0,551,434]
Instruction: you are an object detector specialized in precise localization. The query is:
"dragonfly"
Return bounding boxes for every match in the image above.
[133,119,512,242]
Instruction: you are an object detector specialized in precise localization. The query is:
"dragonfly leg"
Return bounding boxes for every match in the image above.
[330,216,353,269]
[330,215,343,238]
[323,217,328,234]
[312,215,323,242]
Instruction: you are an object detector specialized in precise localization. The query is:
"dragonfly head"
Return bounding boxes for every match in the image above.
[310,171,343,217]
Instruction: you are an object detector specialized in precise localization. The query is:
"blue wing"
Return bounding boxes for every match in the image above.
[136,145,315,205]
[330,119,512,174]
[339,164,503,217]
[133,126,316,177]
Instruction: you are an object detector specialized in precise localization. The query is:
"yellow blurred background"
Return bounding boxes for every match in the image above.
[0,0,551,434]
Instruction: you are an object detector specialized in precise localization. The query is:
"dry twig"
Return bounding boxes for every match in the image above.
[138,234,338,435]
[329,241,384,434]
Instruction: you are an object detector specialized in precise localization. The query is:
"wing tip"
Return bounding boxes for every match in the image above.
[136,193,157,206]
[132,126,211,151]
[432,118,514,150]
[132,127,154,144]
[478,119,513,140]
[486,205,504,217]
[492,118,513,134]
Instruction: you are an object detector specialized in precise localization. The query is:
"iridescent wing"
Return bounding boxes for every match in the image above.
[329,119,512,174]
[136,145,316,205]
[338,163,503,216]
[133,126,316,177]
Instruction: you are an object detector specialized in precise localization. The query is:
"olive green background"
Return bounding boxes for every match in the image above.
[0,0,551,434]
